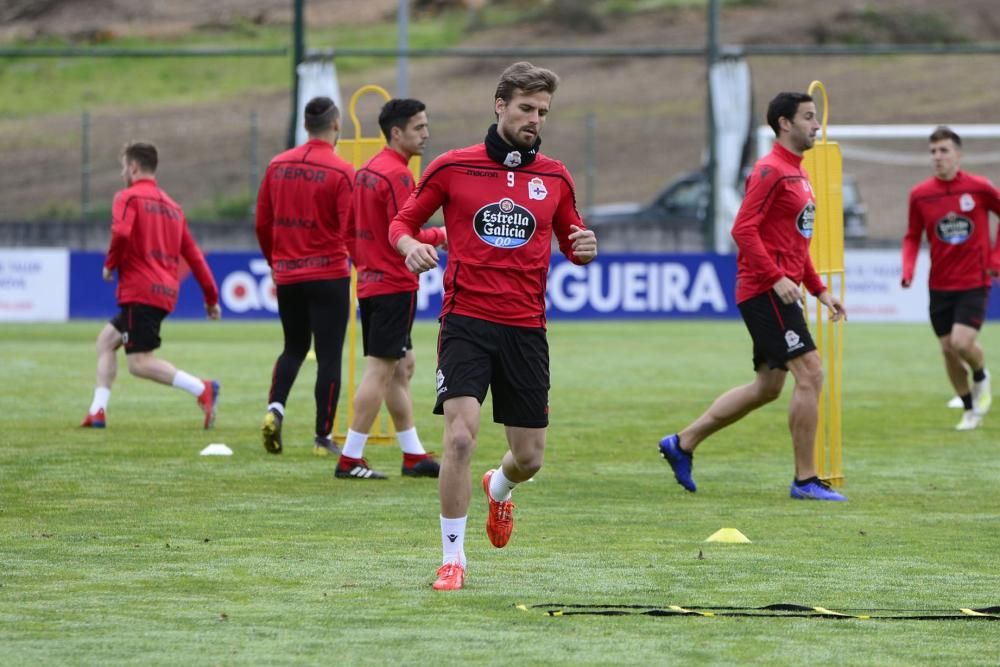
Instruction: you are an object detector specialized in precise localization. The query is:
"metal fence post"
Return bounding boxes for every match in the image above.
[81,110,91,220]
[249,110,259,217]
[584,112,596,216]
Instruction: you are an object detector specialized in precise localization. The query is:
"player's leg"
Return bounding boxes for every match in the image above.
[659,291,788,492]
[82,321,123,427]
[432,396,481,590]
[262,282,310,453]
[480,323,548,548]
[386,350,439,477]
[786,350,846,501]
[431,315,491,590]
[951,288,990,417]
[308,278,350,455]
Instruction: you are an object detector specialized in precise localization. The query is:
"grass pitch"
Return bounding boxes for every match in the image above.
[2,320,999,665]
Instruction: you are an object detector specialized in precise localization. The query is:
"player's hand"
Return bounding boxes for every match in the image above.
[102,266,114,282]
[819,292,847,322]
[404,243,439,274]
[569,225,597,262]
[772,276,801,305]
[901,277,912,288]
[206,303,222,320]
[437,227,449,251]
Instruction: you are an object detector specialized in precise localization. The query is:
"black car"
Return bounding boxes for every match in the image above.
[584,170,867,252]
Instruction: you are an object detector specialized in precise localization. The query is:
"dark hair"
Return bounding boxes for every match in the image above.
[122,141,158,173]
[766,92,813,136]
[929,125,962,147]
[304,96,340,134]
[378,98,427,142]
[494,61,559,105]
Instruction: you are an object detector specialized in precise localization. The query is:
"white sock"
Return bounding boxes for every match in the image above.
[489,467,517,502]
[440,515,467,567]
[342,429,368,459]
[267,402,285,417]
[89,386,111,414]
[172,370,205,397]
[396,427,426,455]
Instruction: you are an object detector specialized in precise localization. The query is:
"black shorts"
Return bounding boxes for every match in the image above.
[929,287,989,337]
[738,291,816,370]
[359,291,416,359]
[111,303,168,354]
[434,314,550,428]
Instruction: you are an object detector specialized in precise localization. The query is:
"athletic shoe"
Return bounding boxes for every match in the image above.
[402,453,440,478]
[197,380,220,430]
[312,436,341,457]
[790,478,847,501]
[947,395,964,409]
[482,469,514,548]
[335,455,387,480]
[261,408,283,454]
[658,433,696,492]
[956,410,982,431]
[432,561,465,591]
[80,408,106,428]
[972,370,992,416]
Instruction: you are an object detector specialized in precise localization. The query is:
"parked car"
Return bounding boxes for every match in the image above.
[584,170,868,251]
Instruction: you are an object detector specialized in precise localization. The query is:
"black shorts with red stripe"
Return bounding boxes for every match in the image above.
[359,291,416,359]
[433,313,549,428]
[111,303,168,354]
[929,287,989,337]
[738,290,815,371]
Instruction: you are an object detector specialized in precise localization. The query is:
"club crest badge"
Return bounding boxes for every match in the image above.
[528,177,548,201]
[959,193,975,212]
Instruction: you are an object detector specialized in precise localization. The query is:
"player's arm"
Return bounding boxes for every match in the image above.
[386,169,446,248]
[985,181,1000,276]
[335,168,355,259]
[388,165,448,274]
[180,222,221,319]
[901,190,924,288]
[103,192,135,280]
[552,173,597,265]
[254,169,275,265]
[730,168,785,296]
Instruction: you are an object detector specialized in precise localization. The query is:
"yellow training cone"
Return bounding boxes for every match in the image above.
[705,528,751,543]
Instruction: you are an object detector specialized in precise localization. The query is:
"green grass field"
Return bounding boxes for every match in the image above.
[3,320,999,665]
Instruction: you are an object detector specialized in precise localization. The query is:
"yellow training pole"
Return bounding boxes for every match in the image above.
[801,80,845,487]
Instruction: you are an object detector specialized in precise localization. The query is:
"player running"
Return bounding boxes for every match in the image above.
[657,92,848,502]
[902,125,1000,431]
[81,141,221,429]
[390,62,598,590]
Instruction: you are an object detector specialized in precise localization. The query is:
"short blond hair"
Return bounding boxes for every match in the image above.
[494,61,559,105]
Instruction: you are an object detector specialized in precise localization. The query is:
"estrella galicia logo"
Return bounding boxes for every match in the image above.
[797,201,816,239]
[935,212,973,245]
[473,198,536,249]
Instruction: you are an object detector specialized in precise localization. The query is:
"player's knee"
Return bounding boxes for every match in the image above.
[126,355,148,378]
[512,448,544,475]
[758,382,783,403]
[445,430,476,462]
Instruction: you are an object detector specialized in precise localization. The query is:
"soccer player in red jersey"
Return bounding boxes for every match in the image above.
[389,62,598,590]
[901,126,1000,431]
[81,142,221,430]
[336,99,446,481]
[658,92,848,502]
[256,97,355,456]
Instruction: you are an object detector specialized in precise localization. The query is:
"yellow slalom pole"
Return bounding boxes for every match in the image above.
[801,80,845,487]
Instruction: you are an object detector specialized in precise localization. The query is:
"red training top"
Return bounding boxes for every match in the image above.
[731,142,826,304]
[104,177,218,313]
[352,146,445,299]
[388,143,588,328]
[255,138,355,285]
[902,170,1000,290]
